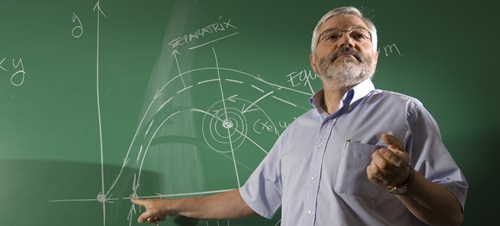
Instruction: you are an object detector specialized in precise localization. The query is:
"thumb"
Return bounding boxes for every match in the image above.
[381,133,405,152]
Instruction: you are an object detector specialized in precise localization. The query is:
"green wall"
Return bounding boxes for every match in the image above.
[1,0,497,225]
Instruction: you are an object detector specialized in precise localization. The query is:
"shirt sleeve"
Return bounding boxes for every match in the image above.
[239,130,285,219]
[406,99,468,210]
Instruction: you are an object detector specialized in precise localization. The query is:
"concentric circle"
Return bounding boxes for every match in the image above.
[202,102,248,154]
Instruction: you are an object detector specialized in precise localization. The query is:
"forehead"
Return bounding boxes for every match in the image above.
[319,15,368,32]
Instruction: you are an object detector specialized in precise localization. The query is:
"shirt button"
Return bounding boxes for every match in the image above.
[306,209,312,215]
[311,176,316,181]
[317,144,323,149]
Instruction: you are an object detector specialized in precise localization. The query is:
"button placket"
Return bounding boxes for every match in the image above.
[303,119,335,225]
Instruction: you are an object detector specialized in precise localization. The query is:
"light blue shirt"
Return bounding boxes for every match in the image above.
[240,79,468,226]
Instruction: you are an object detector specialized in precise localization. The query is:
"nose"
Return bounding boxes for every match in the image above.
[339,33,355,47]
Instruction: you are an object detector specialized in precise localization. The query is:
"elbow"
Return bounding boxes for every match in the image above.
[437,210,463,226]
[450,211,464,226]
[447,201,464,226]
[423,207,464,226]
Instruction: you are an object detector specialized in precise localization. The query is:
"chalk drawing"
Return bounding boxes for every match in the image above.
[49,2,312,226]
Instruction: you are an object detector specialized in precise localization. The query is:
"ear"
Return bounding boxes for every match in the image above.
[309,53,318,74]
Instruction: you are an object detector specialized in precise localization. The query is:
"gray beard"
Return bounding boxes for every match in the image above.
[317,50,375,91]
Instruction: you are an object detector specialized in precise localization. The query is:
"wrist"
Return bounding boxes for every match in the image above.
[388,165,414,195]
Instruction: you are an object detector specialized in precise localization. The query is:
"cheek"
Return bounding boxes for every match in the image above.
[360,51,375,64]
[314,54,327,67]
[360,45,377,60]
[315,45,336,60]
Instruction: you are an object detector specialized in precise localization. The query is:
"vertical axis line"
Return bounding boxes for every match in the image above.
[212,48,241,187]
[94,1,106,225]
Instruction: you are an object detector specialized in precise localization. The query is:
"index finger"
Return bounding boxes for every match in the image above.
[131,199,146,207]
[131,199,156,223]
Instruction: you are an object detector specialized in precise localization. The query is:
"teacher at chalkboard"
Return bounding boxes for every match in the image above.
[132,6,467,226]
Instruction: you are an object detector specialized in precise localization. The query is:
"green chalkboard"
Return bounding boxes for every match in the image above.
[0,0,498,225]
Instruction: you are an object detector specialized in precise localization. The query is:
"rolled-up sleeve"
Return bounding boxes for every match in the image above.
[239,131,284,219]
[406,99,468,210]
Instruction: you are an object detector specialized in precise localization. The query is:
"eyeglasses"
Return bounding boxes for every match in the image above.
[317,27,372,46]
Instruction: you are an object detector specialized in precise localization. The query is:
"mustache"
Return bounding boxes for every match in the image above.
[329,47,363,63]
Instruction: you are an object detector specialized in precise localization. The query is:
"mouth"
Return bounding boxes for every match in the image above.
[330,48,363,63]
[336,54,358,61]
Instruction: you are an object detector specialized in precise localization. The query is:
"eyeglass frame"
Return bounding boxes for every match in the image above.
[316,27,372,46]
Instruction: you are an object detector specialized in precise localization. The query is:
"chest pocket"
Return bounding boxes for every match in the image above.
[334,141,387,199]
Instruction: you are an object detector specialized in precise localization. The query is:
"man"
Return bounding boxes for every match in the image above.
[132,6,467,225]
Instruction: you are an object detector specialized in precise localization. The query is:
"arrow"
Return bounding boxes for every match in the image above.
[93,1,107,19]
[212,109,220,117]
[154,89,163,99]
[172,50,186,87]
[241,91,274,114]
[93,1,107,226]
[227,94,238,102]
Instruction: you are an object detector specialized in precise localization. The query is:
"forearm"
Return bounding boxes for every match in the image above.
[397,172,463,226]
[133,189,257,223]
[172,189,257,220]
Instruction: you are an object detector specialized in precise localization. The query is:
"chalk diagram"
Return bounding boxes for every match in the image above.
[50,1,317,226]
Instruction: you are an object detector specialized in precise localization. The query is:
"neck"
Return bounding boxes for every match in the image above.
[322,83,353,114]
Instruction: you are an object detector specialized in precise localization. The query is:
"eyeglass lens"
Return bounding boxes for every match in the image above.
[319,28,371,44]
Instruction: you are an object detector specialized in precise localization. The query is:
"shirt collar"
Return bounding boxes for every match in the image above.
[310,79,375,117]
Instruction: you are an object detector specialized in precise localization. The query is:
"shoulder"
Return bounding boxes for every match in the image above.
[370,89,423,105]
[370,90,441,130]
[366,89,426,112]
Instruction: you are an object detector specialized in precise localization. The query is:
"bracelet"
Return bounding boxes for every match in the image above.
[388,165,414,194]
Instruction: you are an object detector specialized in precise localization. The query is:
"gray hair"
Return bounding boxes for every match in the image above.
[311,6,378,53]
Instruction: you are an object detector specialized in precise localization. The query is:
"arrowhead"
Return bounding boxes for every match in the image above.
[154,89,163,99]
[227,94,238,102]
[122,157,129,166]
[93,1,107,18]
